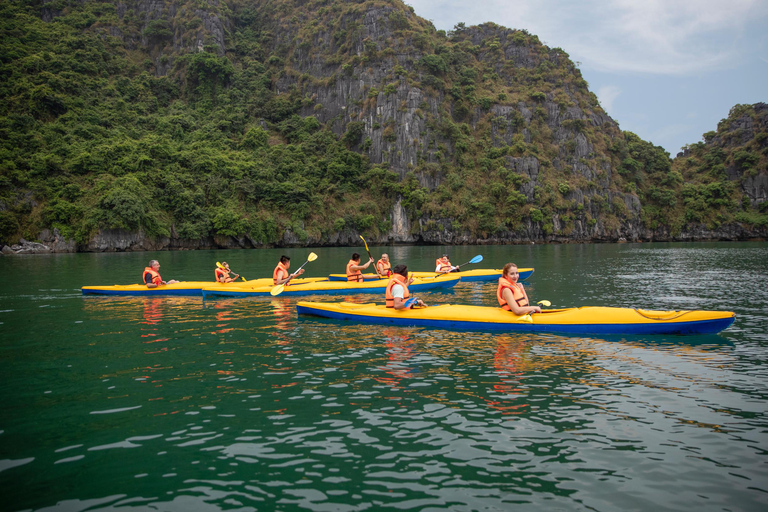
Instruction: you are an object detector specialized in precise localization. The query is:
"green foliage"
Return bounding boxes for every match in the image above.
[0,0,762,249]
[343,121,366,147]
[419,54,447,75]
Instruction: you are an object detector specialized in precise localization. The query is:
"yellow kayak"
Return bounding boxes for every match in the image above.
[296,302,736,335]
[81,277,327,296]
[327,268,533,282]
[202,274,461,298]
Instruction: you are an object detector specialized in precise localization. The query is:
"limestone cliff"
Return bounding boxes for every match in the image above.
[0,0,765,253]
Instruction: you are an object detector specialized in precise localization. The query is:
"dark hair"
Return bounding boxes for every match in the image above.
[280,255,290,264]
[351,252,361,261]
[392,264,408,277]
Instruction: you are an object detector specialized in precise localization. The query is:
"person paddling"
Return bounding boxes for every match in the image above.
[435,254,458,273]
[385,264,426,310]
[273,255,304,286]
[346,252,374,282]
[215,262,238,283]
[497,263,541,315]
[143,260,179,288]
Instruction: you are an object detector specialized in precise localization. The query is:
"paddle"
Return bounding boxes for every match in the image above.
[517,301,550,321]
[270,252,318,296]
[359,235,381,278]
[403,297,426,308]
[451,254,483,271]
[216,262,246,282]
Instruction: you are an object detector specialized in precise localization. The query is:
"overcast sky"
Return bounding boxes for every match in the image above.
[405,0,768,156]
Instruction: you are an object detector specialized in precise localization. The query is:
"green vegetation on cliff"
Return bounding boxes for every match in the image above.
[0,0,765,249]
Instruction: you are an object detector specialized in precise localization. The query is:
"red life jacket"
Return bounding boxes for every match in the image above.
[497,276,528,311]
[143,267,162,286]
[377,259,392,276]
[273,262,289,285]
[346,260,363,282]
[436,258,452,272]
[215,267,228,282]
[385,274,410,308]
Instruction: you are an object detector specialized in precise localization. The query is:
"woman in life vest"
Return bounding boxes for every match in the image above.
[385,264,426,309]
[435,254,456,273]
[497,263,541,315]
[377,253,393,277]
[143,260,179,288]
[346,252,374,282]
[273,255,303,286]
[214,262,238,283]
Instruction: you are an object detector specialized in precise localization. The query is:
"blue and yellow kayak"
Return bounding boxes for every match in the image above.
[201,274,461,298]
[296,302,735,335]
[327,268,534,282]
[81,277,327,296]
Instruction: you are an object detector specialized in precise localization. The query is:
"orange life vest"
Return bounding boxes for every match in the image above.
[497,276,528,311]
[436,258,452,272]
[385,274,410,308]
[347,260,363,282]
[377,259,392,276]
[143,267,162,286]
[215,267,228,282]
[273,262,289,285]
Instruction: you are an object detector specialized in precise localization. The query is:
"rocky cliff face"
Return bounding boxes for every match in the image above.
[3,0,764,254]
[714,103,768,207]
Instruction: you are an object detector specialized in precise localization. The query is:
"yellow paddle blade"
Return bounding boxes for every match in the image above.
[519,314,533,323]
[538,300,551,307]
[270,284,285,296]
[359,235,369,251]
[307,252,318,262]
[216,261,225,269]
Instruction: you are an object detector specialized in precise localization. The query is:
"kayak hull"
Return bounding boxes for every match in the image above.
[296,302,735,336]
[202,274,461,298]
[81,277,326,296]
[327,268,533,282]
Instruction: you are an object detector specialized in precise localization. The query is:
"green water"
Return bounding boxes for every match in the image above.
[1,242,767,511]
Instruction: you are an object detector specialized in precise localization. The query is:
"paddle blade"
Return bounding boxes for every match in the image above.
[216,261,225,269]
[469,255,483,264]
[520,314,533,323]
[307,252,318,262]
[537,300,551,307]
[359,235,370,251]
[241,276,247,282]
[270,284,285,296]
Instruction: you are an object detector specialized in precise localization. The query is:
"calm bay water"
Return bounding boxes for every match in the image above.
[1,242,767,511]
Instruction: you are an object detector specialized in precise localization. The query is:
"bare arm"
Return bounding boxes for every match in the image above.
[502,286,541,315]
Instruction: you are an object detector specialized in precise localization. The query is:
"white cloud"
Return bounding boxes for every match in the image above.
[406,0,768,75]
[596,85,621,113]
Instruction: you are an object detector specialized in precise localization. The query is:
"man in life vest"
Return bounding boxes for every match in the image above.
[435,254,457,273]
[497,262,541,315]
[214,262,238,283]
[273,255,304,286]
[385,264,426,309]
[143,260,179,288]
[346,252,374,282]
[377,253,393,277]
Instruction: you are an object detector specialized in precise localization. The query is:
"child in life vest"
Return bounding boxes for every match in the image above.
[497,262,541,315]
